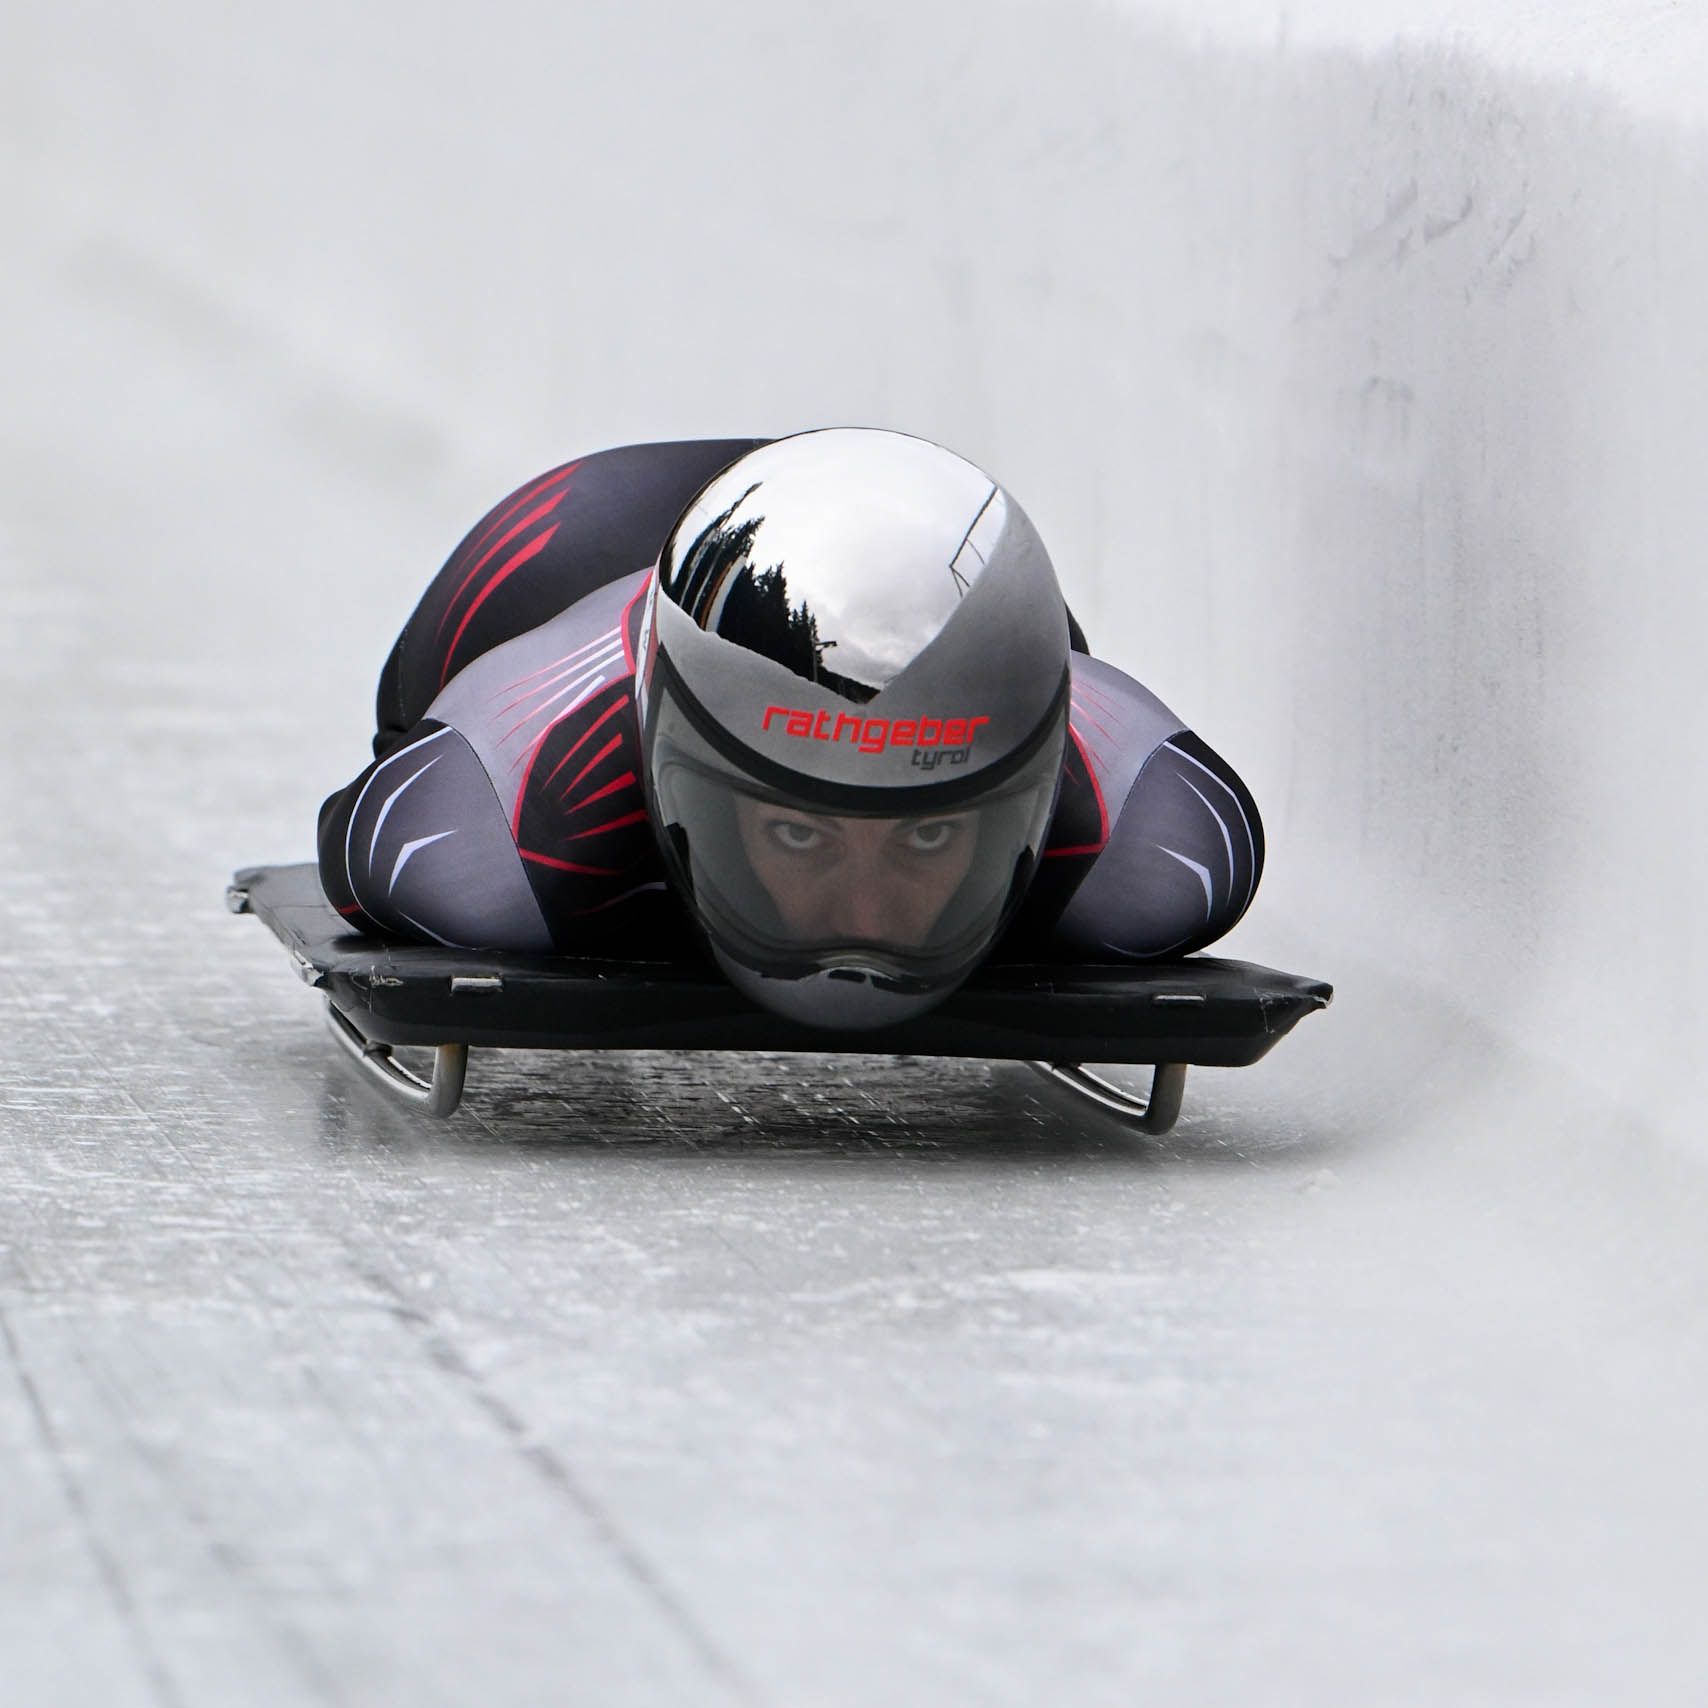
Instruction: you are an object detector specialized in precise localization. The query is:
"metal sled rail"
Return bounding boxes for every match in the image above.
[1026,1060,1189,1134]
[323,999,469,1118]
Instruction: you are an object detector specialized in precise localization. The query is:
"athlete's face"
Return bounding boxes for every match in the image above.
[734,797,979,948]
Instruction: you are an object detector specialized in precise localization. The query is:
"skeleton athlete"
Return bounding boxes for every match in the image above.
[318,431,1262,1029]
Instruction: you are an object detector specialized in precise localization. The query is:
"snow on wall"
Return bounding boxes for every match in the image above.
[4,1,1704,1144]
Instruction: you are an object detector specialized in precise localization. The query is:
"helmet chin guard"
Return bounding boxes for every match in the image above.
[713,951,953,1031]
[639,428,1071,1030]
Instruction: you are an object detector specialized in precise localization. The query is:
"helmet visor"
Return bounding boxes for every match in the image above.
[648,702,1061,988]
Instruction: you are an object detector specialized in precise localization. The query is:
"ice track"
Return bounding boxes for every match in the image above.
[4,3,1708,1703]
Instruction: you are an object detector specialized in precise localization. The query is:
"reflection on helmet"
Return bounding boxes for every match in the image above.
[639,429,1070,1029]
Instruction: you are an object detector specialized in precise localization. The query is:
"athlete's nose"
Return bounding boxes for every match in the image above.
[824,872,899,943]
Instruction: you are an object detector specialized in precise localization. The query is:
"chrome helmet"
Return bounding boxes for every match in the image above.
[637,428,1070,1028]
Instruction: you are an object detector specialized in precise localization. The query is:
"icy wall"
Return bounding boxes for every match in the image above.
[4,0,1704,1143]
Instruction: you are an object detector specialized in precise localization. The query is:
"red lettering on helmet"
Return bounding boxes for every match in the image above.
[760,705,990,755]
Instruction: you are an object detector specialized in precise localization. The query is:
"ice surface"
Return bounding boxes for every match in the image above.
[3,3,1707,1704]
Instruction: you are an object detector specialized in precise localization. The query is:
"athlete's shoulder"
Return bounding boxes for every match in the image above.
[1068,653,1189,805]
[323,572,675,954]
[427,566,651,747]
[419,570,661,929]
[1039,655,1188,863]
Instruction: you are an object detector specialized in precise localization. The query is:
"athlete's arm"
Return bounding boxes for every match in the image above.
[316,719,554,952]
[1049,727,1265,961]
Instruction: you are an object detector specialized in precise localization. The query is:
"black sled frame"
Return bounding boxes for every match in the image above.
[229,864,1331,1136]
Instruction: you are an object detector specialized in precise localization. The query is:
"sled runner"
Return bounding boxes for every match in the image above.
[227,863,1331,1135]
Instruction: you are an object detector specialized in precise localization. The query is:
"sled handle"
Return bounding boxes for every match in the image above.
[324,999,468,1118]
[1026,1060,1187,1135]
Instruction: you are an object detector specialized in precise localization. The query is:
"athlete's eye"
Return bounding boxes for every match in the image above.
[901,819,959,853]
[767,818,826,853]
